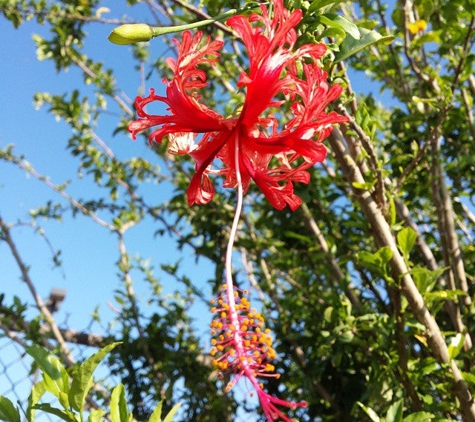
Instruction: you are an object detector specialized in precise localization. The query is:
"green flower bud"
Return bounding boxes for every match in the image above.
[108,24,154,45]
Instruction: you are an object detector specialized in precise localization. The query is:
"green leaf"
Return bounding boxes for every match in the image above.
[420,358,439,375]
[338,330,354,343]
[425,290,467,302]
[0,396,21,422]
[308,0,346,12]
[462,372,475,386]
[411,266,446,293]
[88,409,106,422]
[69,342,121,412]
[320,27,346,39]
[358,246,393,278]
[324,306,334,322]
[461,372,475,389]
[110,384,130,422]
[26,346,69,397]
[385,399,403,422]
[447,333,465,360]
[402,412,435,422]
[284,231,311,243]
[335,27,394,62]
[148,401,163,422]
[162,403,181,422]
[388,196,396,227]
[319,13,360,39]
[148,400,181,422]
[397,227,417,257]
[352,180,377,191]
[357,402,380,422]
[32,404,77,422]
[27,380,47,422]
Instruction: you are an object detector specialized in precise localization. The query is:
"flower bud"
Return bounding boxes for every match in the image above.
[108,24,153,45]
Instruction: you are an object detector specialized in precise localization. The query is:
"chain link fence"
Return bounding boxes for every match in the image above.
[0,291,120,422]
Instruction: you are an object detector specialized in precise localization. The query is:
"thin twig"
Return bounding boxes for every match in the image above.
[0,5,128,24]
[300,202,361,309]
[0,216,75,366]
[430,119,471,308]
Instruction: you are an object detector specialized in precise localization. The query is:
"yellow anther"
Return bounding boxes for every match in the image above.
[265,364,275,372]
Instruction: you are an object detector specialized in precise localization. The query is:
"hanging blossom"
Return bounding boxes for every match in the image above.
[129,0,347,420]
[210,285,307,421]
[128,0,348,211]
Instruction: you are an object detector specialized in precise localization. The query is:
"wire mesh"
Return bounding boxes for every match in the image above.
[0,316,120,422]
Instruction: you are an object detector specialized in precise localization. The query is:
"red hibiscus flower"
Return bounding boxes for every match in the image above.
[128,0,347,211]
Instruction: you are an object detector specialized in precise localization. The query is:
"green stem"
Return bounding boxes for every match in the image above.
[151,8,239,37]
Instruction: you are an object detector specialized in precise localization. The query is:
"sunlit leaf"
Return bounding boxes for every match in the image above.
[402,412,434,422]
[447,333,465,360]
[163,402,181,422]
[27,380,47,422]
[110,384,130,422]
[385,399,403,422]
[69,342,121,413]
[335,27,394,62]
[397,227,417,258]
[26,346,69,398]
[148,401,163,422]
[357,402,380,422]
[319,13,360,39]
[32,404,77,422]
[0,396,21,422]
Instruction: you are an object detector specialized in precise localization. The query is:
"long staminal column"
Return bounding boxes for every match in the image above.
[209,133,306,421]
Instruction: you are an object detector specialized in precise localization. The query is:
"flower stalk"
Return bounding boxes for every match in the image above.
[108,8,250,45]
[209,133,307,421]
